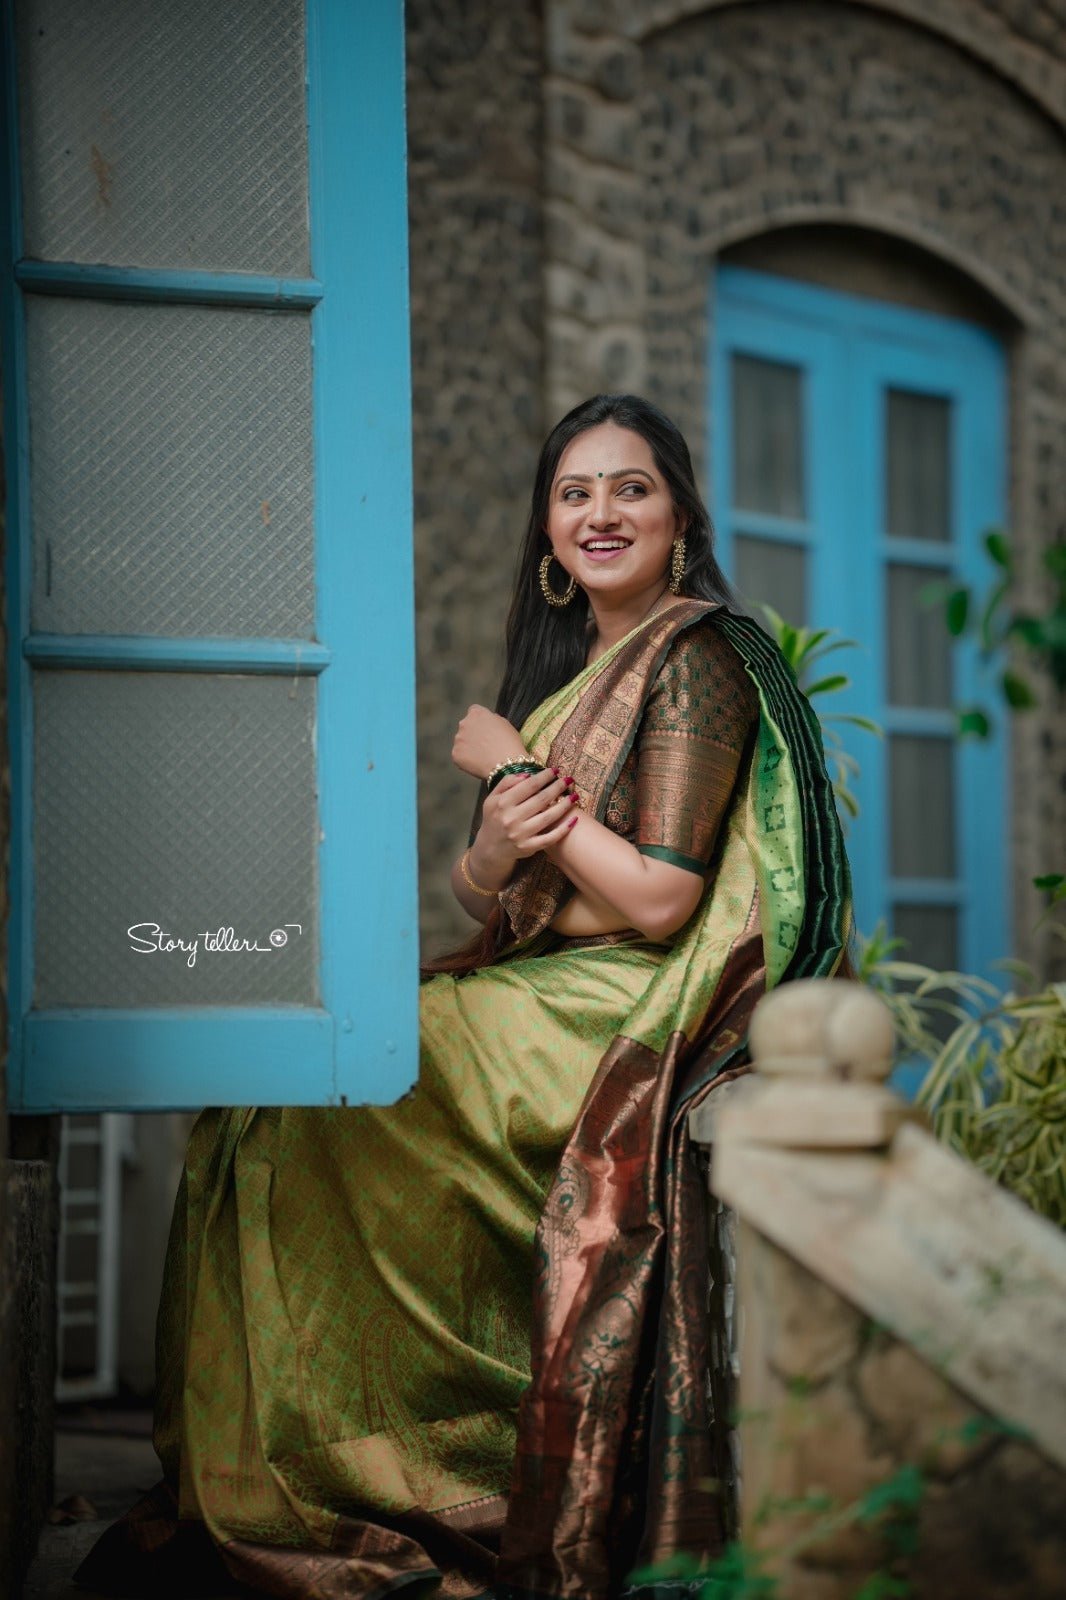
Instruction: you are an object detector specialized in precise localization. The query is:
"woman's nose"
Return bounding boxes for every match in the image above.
[586,493,619,529]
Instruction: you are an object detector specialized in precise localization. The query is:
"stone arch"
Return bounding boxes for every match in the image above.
[541,0,1065,968]
[627,0,1066,131]
[712,210,1035,331]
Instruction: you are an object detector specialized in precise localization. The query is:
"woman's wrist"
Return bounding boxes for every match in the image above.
[467,836,516,891]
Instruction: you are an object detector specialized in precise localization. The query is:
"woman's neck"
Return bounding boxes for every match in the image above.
[586,581,673,665]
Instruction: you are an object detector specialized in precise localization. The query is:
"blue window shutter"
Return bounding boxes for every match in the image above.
[713,264,1009,983]
[1,0,418,1111]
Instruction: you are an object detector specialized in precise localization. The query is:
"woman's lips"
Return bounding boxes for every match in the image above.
[579,540,632,562]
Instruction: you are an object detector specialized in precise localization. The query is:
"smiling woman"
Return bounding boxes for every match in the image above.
[79,394,853,1600]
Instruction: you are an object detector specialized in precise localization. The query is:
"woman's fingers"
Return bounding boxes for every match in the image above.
[510,792,580,853]
[525,809,580,851]
[509,771,575,822]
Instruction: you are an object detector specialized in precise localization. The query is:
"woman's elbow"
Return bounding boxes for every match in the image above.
[634,881,705,942]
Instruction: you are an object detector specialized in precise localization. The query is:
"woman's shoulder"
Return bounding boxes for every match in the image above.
[656,611,759,698]
[645,610,760,742]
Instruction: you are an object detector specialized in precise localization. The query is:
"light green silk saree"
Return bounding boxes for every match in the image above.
[77,600,851,1600]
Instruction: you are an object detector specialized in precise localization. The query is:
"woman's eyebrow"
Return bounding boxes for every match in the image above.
[556,467,656,485]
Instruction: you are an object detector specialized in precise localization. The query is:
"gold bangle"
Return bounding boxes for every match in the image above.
[460,848,499,898]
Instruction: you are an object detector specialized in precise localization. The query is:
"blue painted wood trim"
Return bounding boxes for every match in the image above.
[20,1009,342,1112]
[24,634,331,673]
[16,259,324,307]
[722,510,817,544]
[308,0,419,1103]
[717,262,994,351]
[880,708,958,736]
[1,0,35,1104]
[887,879,964,905]
[713,264,1009,979]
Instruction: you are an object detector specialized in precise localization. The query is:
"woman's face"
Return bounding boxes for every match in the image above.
[546,422,683,605]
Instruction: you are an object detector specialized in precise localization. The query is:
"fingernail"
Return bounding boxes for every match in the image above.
[568,815,578,829]
[550,767,559,775]
[565,774,575,784]
[570,793,579,804]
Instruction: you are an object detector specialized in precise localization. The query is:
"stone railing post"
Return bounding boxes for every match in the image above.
[688,977,1066,1598]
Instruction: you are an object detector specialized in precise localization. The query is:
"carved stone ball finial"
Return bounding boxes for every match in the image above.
[748,978,895,1082]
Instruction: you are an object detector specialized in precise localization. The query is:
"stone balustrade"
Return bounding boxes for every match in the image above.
[689,978,1066,1598]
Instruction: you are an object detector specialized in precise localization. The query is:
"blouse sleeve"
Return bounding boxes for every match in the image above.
[632,621,759,875]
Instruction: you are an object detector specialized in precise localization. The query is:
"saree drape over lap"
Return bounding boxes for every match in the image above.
[77,600,851,1600]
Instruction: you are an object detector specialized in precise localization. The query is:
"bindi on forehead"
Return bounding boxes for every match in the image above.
[556,466,656,486]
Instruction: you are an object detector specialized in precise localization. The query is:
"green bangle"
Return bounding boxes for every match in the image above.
[485,759,544,794]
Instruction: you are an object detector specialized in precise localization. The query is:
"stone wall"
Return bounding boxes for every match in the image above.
[535,0,1066,976]
[406,0,546,957]
[736,1226,1066,1598]
[699,976,1066,1597]
[406,0,1065,967]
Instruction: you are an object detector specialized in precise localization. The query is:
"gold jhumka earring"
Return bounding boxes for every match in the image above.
[540,552,577,608]
[669,537,686,595]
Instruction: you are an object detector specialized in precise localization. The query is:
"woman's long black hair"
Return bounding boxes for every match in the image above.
[423,394,740,976]
[494,392,740,730]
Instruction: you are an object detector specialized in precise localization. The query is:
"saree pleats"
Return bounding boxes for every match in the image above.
[77,602,851,1600]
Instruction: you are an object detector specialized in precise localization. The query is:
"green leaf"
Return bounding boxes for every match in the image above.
[957,707,991,739]
[1002,669,1038,709]
[853,1571,913,1599]
[1008,615,1046,650]
[856,1464,925,1524]
[1043,544,1066,581]
[978,576,1011,651]
[1033,873,1066,892]
[804,673,849,697]
[831,713,884,737]
[984,529,1011,569]
[946,588,970,636]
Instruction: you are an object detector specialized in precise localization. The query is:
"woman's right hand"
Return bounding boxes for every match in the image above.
[470,767,579,882]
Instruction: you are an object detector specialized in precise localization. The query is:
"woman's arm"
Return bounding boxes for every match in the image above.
[550,625,760,940]
[545,819,705,942]
[450,766,579,922]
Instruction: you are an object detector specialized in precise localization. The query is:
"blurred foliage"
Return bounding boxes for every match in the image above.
[858,924,1066,1229]
[758,605,881,825]
[922,528,1066,918]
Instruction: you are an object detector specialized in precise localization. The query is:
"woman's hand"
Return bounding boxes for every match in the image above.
[452,768,580,922]
[451,705,528,780]
[469,769,579,883]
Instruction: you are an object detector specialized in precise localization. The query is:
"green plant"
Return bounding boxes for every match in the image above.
[758,606,881,823]
[916,976,1066,1228]
[857,927,1066,1229]
[924,528,1066,919]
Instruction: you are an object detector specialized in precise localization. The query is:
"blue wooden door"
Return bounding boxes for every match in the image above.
[1,0,419,1110]
[713,265,1009,980]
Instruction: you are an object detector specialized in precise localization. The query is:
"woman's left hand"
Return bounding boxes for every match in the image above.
[451,704,529,780]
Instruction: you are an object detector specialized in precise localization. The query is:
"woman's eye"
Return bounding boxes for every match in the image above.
[619,482,646,496]
[562,487,587,501]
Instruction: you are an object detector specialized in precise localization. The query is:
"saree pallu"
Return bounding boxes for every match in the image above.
[76,600,851,1600]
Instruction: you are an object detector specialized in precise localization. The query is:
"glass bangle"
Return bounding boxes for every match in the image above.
[485,759,544,795]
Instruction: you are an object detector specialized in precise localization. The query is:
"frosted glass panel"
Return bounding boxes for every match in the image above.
[892,904,958,973]
[731,354,805,517]
[734,535,808,626]
[28,297,315,638]
[886,389,951,542]
[887,564,953,709]
[890,735,955,879]
[34,672,318,1007]
[17,0,309,273]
